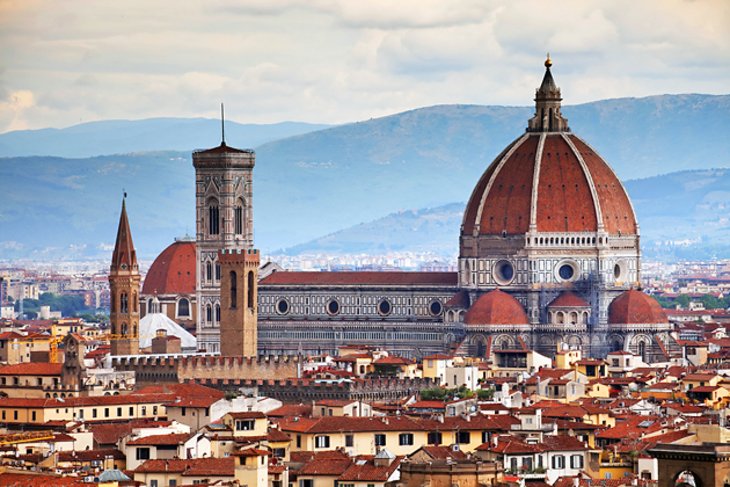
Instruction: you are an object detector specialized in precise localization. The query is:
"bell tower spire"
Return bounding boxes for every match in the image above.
[109,196,140,356]
[527,54,570,133]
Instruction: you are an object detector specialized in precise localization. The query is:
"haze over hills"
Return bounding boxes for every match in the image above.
[0,118,332,158]
[281,168,730,261]
[1,94,729,261]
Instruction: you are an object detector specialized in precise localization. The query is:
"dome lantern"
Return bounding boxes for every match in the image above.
[527,55,570,133]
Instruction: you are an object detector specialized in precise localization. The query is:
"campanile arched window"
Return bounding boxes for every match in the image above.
[230,271,237,309]
[208,199,220,235]
[234,199,244,235]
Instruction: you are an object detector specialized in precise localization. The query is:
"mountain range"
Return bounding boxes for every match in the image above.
[1,93,729,261]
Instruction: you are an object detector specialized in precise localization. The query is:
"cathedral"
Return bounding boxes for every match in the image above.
[136,58,672,361]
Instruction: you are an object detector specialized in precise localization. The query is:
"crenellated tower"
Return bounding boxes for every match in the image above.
[219,248,259,357]
[109,197,140,356]
[193,133,255,353]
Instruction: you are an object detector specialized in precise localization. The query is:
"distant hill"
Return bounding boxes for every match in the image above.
[1,94,729,260]
[280,168,730,261]
[0,118,332,158]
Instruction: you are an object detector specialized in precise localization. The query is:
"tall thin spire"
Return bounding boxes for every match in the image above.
[527,54,569,133]
[221,103,226,146]
[111,196,137,271]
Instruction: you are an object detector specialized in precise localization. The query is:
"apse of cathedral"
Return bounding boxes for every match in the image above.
[136,57,672,360]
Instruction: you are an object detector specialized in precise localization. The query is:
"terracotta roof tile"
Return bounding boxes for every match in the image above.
[0,362,62,376]
[134,457,234,476]
[127,433,190,446]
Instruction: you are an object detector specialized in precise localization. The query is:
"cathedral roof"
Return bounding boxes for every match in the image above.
[608,290,668,325]
[142,240,196,296]
[260,271,457,287]
[548,291,590,308]
[463,289,529,326]
[110,198,137,271]
[194,142,253,154]
[461,59,637,238]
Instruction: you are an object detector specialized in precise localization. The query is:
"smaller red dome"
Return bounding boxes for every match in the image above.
[142,240,196,296]
[548,291,589,308]
[608,290,667,324]
[464,289,529,325]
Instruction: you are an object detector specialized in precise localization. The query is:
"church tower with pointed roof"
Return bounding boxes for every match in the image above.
[192,126,256,353]
[109,198,140,356]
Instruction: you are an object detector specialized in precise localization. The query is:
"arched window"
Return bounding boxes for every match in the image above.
[208,202,220,235]
[234,200,244,235]
[215,263,221,281]
[121,322,128,335]
[120,292,128,314]
[638,341,646,361]
[132,292,138,313]
[215,303,220,323]
[247,271,254,310]
[206,261,213,282]
[230,271,237,309]
[178,298,190,317]
[206,304,212,323]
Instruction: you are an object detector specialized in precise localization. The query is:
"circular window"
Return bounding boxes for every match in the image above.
[493,260,515,285]
[327,299,340,315]
[276,298,290,315]
[378,299,392,316]
[614,263,622,279]
[429,300,443,316]
[555,261,578,282]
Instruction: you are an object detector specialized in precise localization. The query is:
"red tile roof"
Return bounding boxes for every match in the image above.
[260,271,457,287]
[373,356,414,365]
[338,456,403,482]
[0,472,93,486]
[418,445,468,460]
[266,404,312,418]
[0,362,62,376]
[299,458,352,476]
[464,289,529,325]
[227,411,266,419]
[127,433,190,446]
[89,420,172,446]
[134,457,234,476]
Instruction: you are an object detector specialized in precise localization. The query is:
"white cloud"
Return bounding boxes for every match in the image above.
[0,0,727,132]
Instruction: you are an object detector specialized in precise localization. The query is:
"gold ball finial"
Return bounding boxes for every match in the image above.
[545,53,552,68]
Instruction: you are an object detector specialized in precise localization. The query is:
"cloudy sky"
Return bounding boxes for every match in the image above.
[1,0,728,133]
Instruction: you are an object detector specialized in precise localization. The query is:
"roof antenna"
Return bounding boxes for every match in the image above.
[220,103,226,146]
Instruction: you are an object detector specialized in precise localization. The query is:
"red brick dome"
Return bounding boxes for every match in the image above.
[461,60,636,240]
[548,291,590,308]
[464,289,529,325]
[142,240,196,295]
[608,290,667,324]
[461,132,637,237]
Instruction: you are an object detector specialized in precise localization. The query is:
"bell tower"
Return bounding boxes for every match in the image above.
[192,117,255,353]
[109,197,140,356]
